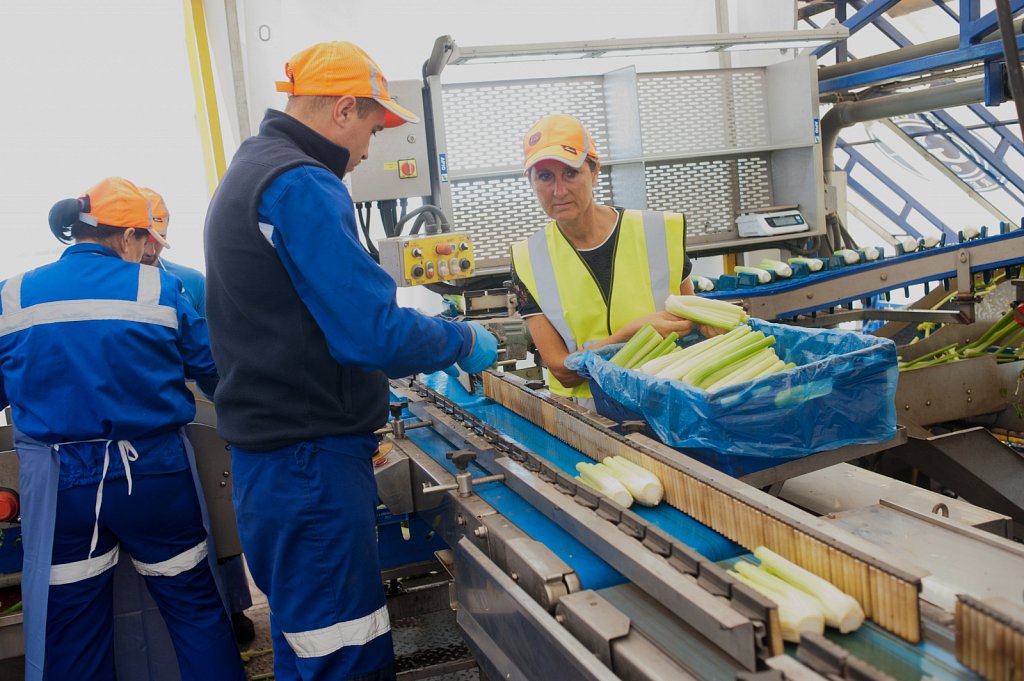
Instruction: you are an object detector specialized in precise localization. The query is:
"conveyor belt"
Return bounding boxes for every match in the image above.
[404,421,625,590]
[408,372,743,563]
[704,230,1024,319]
[483,371,927,643]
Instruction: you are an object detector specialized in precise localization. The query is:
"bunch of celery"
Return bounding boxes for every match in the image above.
[728,546,865,642]
[664,295,749,330]
[576,456,665,507]
[609,324,681,369]
[899,306,1024,371]
[640,325,794,391]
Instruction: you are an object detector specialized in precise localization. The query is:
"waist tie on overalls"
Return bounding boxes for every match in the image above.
[53,439,139,559]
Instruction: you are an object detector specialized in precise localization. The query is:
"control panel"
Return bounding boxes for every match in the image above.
[378,232,475,287]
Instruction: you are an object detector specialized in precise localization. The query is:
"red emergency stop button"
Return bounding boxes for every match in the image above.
[435,243,454,255]
[0,490,19,522]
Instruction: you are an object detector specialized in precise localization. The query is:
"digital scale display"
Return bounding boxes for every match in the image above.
[737,208,810,238]
[766,214,805,228]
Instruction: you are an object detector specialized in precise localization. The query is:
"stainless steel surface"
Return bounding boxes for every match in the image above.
[557,589,698,681]
[889,427,1024,536]
[493,455,760,670]
[599,583,743,680]
[764,655,829,680]
[454,537,621,681]
[0,430,9,454]
[374,442,414,515]
[348,80,431,203]
[780,463,1013,537]
[829,501,1024,612]
[184,424,241,559]
[737,426,907,489]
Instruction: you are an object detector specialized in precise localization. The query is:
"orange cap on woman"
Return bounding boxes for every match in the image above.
[523,114,600,171]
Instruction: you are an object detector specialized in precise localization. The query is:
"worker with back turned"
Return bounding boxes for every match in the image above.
[0,177,246,680]
[204,41,498,680]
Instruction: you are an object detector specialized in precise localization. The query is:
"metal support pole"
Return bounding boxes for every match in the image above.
[994,0,1024,142]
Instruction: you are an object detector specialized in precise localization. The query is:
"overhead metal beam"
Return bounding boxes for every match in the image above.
[814,0,904,57]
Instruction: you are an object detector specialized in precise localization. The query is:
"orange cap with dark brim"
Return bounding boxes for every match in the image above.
[275,41,419,129]
[78,177,154,235]
[523,114,600,171]
[139,187,171,249]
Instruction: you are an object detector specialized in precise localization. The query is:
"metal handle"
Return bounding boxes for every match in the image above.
[422,471,505,497]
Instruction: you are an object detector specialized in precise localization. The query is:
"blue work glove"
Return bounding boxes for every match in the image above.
[457,321,499,374]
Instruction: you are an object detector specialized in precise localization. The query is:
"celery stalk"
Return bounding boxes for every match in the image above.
[685,334,776,389]
[610,325,657,366]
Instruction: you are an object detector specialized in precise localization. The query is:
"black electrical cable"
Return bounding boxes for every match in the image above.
[356,202,379,261]
[396,205,451,236]
[994,0,1024,143]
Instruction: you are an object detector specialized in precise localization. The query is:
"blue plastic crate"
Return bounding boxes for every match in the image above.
[569,321,899,475]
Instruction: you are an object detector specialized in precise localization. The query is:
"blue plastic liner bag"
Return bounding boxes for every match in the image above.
[564,320,898,477]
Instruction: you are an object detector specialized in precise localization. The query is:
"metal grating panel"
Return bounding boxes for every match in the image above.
[637,70,769,156]
[450,172,614,267]
[645,156,772,238]
[441,78,609,173]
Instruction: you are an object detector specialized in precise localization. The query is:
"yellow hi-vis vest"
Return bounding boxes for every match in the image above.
[511,209,686,398]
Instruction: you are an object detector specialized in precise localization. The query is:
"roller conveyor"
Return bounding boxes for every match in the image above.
[376,370,1016,680]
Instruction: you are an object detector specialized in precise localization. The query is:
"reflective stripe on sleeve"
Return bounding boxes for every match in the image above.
[50,545,120,586]
[131,541,208,577]
[283,605,391,658]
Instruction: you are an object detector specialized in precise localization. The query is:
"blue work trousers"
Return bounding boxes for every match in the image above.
[48,469,245,681]
[232,434,395,681]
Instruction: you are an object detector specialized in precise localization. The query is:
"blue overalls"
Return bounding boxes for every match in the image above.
[0,244,246,681]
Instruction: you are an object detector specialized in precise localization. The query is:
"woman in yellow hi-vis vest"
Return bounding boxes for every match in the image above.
[511,114,720,401]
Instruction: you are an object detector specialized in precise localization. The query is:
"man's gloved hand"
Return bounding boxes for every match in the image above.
[457,321,499,374]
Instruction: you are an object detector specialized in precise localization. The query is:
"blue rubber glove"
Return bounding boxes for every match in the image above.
[457,321,499,374]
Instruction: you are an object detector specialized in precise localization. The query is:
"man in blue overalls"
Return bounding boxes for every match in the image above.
[204,42,498,680]
[0,177,246,680]
[139,186,255,643]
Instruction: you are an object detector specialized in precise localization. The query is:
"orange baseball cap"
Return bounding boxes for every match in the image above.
[523,114,600,171]
[78,177,153,232]
[139,188,171,249]
[275,41,419,129]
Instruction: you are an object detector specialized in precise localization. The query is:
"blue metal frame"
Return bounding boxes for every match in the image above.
[808,1,1024,238]
[814,0,904,57]
[959,0,1024,46]
[819,34,1024,91]
[838,141,951,239]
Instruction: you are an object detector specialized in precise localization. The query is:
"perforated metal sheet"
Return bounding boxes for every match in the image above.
[438,68,780,266]
[441,78,609,173]
[645,156,772,239]
[638,69,769,156]
[449,172,614,267]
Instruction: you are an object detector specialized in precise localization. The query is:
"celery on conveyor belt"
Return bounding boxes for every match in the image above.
[734,265,772,283]
[665,294,749,330]
[787,256,824,272]
[759,259,792,278]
